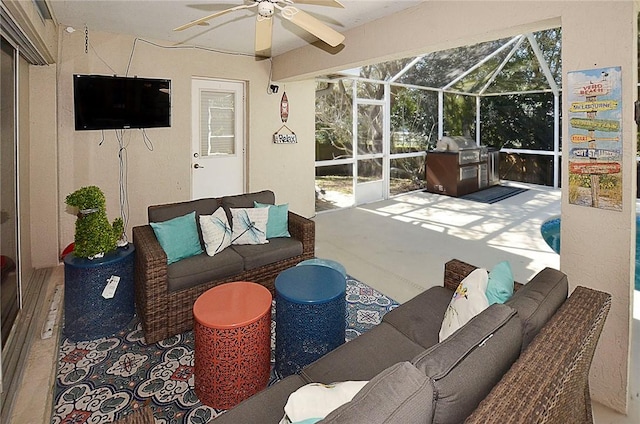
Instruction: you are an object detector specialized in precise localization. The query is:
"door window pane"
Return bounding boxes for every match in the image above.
[357,158,383,183]
[357,104,383,155]
[200,91,235,156]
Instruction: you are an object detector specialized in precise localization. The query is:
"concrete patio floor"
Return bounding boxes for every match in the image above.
[314,183,561,304]
[314,183,639,423]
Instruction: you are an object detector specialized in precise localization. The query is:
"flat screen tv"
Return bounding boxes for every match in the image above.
[73,74,171,130]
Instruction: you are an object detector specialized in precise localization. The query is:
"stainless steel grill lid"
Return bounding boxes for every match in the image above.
[434,136,477,152]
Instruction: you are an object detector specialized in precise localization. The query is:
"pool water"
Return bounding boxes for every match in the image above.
[541,216,640,291]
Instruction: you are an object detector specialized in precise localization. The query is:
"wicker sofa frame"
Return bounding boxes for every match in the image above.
[445,260,612,424]
[209,258,612,423]
[132,211,314,344]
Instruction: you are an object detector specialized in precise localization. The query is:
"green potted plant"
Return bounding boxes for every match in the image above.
[65,185,124,259]
[63,185,135,341]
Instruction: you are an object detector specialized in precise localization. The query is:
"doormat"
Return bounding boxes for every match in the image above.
[460,185,528,204]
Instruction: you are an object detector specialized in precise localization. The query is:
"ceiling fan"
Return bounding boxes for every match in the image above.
[174,0,346,57]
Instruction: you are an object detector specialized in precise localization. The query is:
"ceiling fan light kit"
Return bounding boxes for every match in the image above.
[174,0,346,56]
[257,1,275,17]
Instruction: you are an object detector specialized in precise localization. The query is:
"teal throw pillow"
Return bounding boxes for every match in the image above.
[150,211,203,264]
[486,261,514,305]
[254,201,291,238]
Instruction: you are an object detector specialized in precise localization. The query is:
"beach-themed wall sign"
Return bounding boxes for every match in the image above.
[274,91,297,143]
[567,66,622,211]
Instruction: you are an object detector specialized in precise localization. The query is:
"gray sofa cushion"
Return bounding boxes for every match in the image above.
[412,304,522,424]
[211,374,308,423]
[222,190,275,208]
[166,248,244,292]
[148,198,220,223]
[231,238,303,270]
[382,286,453,349]
[148,198,221,245]
[301,322,426,384]
[222,190,275,225]
[505,267,568,351]
[320,362,434,424]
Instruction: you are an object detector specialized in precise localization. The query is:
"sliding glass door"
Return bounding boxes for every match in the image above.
[1,36,20,348]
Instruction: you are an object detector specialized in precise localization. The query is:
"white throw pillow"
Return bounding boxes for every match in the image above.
[199,208,232,256]
[231,207,269,245]
[439,268,490,342]
[279,381,369,424]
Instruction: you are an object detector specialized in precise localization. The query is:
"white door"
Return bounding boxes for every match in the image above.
[355,101,387,205]
[191,78,245,199]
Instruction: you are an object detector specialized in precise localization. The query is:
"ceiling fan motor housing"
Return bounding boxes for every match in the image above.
[257,1,275,17]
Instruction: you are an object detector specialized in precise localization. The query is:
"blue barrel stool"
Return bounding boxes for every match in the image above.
[63,245,135,341]
[275,265,346,377]
[296,258,347,279]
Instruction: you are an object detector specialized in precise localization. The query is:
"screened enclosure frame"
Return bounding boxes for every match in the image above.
[316,29,564,210]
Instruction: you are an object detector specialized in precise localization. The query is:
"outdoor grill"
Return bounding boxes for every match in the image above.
[426,136,498,197]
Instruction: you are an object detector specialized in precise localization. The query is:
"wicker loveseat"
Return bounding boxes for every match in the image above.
[212,259,612,423]
[132,190,314,344]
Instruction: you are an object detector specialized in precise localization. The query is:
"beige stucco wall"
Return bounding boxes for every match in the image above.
[53,29,315,257]
[29,64,58,268]
[272,0,636,415]
[561,2,637,413]
[2,0,58,63]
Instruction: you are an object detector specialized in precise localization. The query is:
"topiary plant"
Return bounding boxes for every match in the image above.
[65,185,124,259]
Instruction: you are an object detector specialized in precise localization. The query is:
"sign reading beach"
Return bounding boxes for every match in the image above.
[567,67,622,211]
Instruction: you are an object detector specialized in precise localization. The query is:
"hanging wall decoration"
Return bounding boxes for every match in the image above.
[567,66,622,211]
[273,91,297,143]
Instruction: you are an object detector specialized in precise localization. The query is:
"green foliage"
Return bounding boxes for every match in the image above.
[444,93,476,138]
[65,186,123,259]
[315,80,354,159]
[315,28,564,188]
[390,87,437,150]
[480,92,555,151]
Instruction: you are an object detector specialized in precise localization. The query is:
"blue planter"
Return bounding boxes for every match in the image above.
[63,245,135,341]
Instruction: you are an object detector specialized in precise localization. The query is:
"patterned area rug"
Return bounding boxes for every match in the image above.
[51,277,398,424]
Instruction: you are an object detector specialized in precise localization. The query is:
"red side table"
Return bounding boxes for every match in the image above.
[193,281,272,409]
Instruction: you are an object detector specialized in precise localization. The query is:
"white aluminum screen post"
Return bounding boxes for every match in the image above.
[351,80,358,198]
[383,82,391,199]
[438,90,444,139]
[553,93,560,188]
[476,96,481,146]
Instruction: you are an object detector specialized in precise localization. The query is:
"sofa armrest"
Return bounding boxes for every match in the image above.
[287,211,315,257]
[443,259,478,291]
[132,224,169,343]
[465,286,611,423]
[443,259,523,292]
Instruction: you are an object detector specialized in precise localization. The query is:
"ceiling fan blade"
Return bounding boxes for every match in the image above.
[255,15,273,57]
[173,4,253,31]
[291,0,345,8]
[280,6,345,47]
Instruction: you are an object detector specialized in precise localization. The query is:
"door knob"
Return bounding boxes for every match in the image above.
[194,164,205,169]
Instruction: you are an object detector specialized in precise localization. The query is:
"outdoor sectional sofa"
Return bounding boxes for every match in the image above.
[212,258,612,423]
[132,190,314,344]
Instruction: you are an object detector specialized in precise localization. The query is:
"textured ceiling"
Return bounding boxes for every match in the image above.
[49,0,422,57]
